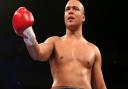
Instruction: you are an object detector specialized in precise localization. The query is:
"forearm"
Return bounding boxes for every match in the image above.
[23,29,53,61]
[21,27,41,60]
[25,38,41,61]
[25,37,53,61]
[12,7,52,61]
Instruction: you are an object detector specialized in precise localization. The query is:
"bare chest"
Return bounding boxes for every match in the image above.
[53,40,95,69]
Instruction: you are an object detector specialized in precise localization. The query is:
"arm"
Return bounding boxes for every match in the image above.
[26,36,55,61]
[91,45,107,89]
[12,7,54,61]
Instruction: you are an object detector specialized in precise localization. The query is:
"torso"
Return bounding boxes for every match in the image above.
[49,36,96,89]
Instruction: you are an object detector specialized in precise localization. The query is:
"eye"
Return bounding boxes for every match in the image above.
[65,7,70,11]
[73,6,80,11]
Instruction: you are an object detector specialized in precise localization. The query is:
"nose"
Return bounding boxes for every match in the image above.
[68,9,74,15]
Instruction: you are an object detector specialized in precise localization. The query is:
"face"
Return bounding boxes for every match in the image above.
[64,0,85,30]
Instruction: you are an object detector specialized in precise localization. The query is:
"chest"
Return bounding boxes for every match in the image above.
[53,40,95,68]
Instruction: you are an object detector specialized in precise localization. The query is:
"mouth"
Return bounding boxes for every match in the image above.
[67,16,75,20]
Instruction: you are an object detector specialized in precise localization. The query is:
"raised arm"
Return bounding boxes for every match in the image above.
[12,7,55,61]
[91,45,107,89]
[26,37,55,61]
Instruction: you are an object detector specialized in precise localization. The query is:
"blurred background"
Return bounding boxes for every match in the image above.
[0,0,123,89]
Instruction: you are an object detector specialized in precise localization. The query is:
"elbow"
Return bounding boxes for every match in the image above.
[39,55,49,61]
[31,52,48,61]
[31,56,40,61]
[29,51,41,61]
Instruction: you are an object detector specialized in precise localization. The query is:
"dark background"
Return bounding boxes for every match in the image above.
[0,0,123,89]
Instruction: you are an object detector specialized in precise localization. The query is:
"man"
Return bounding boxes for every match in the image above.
[12,0,107,89]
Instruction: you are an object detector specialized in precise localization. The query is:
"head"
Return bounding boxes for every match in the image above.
[64,0,85,30]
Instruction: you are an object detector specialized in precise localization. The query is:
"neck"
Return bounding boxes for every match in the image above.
[65,26,83,39]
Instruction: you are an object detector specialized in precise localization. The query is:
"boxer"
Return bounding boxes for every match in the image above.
[12,0,107,89]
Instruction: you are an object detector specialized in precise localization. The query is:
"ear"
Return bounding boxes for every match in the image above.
[82,15,85,22]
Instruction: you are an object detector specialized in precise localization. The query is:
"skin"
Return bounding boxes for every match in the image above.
[26,0,107,89]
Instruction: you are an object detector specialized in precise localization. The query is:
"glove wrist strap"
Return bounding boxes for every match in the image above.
[23,27,37,46]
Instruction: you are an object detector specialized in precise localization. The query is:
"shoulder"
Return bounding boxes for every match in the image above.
[88,42,100,53]
[87,42,102,60]
[45,36,60,43]
[87,42,103,64]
